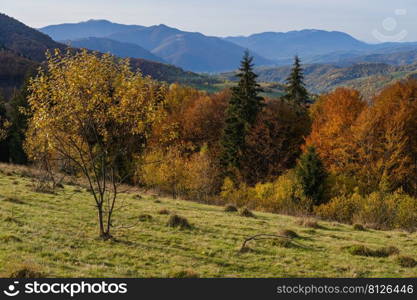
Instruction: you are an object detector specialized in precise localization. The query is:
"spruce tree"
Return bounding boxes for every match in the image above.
[284,56,309,105]
[221,51,264,172]
[295,146,327,205]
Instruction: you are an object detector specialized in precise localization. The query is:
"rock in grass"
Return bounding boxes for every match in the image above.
[239,207,255,218]
[397,256,417,268]
[224,204,238,212]
[167,214,192,230]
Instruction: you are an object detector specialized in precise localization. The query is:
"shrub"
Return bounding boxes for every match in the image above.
[397,256,417,268]
[394,194,417,232]
[345,245,374,257]
[315,193,361,224]
[158,209,170,215]
[2,261,45,278]
[354,192,398,230]
[267,170,313,215]
[170,269,199,278]
[353,224,365,231]
[220,178,256,209]
[224,204,238,212]
[345,245,399,257]
[167,215,192,230]
[239,207,255,218]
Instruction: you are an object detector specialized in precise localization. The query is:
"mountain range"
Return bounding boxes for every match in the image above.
[39,20,417,73]
[0,13,213,99]
[41,20,273,73]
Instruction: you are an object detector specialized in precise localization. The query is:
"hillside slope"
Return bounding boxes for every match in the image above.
[66,37,166,63]
[219,62,417,97]
[0,164,415,278]
[0,13,65,62]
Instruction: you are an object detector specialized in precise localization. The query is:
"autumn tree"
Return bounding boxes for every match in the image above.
[220,51,264,174]
[25,50,167,239]
[241,99,311,185]
[284,56,309,105]
[350,79,417,195]
[305,87,366,173]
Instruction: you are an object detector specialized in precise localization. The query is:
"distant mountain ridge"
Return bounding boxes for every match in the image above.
[0,13,215,99]
[40,20,274,72]
[66,37,166,63]
[40,20,417,73]
[224,29,370,61]
[40,19,145,41]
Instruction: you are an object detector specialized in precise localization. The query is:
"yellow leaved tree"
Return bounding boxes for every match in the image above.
[25,50,167,239]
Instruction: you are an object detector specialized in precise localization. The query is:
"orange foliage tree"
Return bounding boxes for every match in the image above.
[241,99,311,185]
[350,79,417,194]
[305,88,367,174]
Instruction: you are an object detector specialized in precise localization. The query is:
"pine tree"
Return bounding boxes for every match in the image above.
[220,51,264,172]
[295,146,327,205]
[285,56,309,105]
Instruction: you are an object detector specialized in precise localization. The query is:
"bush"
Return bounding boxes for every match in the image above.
[170,269,199,278]
[394,194,417,232]
[220,178,256,209]
[264,170,313,215]
[345,245,399,257]
[397,256,417,268]
[353,224,365,231]
[354,192,398,230]
[167,215,192,230]
[224,204,238,212]
[315,193,361,224]
[2,261,45,278]
[239,207,255,218]
[158,209,170,215]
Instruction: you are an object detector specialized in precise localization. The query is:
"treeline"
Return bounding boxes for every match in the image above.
[2,49,417,237]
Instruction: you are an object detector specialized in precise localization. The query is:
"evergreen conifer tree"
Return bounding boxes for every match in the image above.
[295,146,327,205]
[285,56,309,105]
[220,51,264,172]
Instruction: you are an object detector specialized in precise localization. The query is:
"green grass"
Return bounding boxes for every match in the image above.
[0,164,417,278]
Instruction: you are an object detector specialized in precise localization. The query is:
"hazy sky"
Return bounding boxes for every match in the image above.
[3,0,417,43]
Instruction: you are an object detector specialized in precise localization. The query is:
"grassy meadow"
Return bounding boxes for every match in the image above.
[0,163,416,278]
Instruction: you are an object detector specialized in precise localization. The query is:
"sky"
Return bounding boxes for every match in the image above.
[2,0,417,43]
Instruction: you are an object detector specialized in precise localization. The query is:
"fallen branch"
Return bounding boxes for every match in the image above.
[240,234,289,252]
